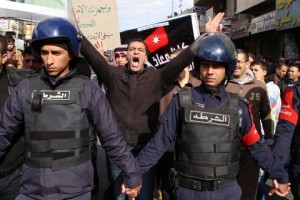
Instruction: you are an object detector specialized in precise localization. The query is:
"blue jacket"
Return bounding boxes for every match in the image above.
[137,85,288,183]
[0,69,142,200]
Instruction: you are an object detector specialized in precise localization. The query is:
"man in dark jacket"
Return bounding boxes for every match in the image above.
[80,12,225,200]
[278,62,300,97]
[0,17,142,200]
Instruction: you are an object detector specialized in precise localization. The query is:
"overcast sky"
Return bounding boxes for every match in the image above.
[116,0,194,31]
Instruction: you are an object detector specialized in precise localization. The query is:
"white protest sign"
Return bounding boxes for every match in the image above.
[68,0,121,50]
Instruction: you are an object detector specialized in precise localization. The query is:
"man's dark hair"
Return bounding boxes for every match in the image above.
[0,35,7,54]
[23,46,33,56]
[237,49,249,62]
[289,61,300,71]
[5,34,15,43]
[273,63,281,70]
[251,60,267,72]
[128,38,149,55]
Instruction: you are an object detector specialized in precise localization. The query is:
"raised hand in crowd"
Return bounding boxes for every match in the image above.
[205,12,224,33]
[95,40,105,57]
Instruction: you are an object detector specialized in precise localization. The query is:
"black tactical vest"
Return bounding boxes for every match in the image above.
[23,73,92,171]
[175,89,240,180]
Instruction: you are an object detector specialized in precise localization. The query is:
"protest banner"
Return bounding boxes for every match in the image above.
[68,0,121,50]
[120,13,200,68]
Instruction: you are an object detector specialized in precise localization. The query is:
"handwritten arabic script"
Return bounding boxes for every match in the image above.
[76,4,111,16]
[86,31,113,41]
[72,0,121,50]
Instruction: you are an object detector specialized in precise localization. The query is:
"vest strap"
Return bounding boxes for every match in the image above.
[25,150,91,171]
[179,89,192,107]
[30,128,89,140]
[177,142,238,153]
[175,161,239,177]
[26,136,90,152]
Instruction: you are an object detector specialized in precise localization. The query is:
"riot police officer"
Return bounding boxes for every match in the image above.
[0,17,142,200]
[133,32,289,199]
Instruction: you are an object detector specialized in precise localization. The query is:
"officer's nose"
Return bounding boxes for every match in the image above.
[45,54,54,65]
[207,65,214,74]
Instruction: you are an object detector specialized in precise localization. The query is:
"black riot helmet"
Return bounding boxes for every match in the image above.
[192,33,237,78]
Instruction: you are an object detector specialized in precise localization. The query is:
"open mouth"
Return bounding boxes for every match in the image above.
[132,57,139,67]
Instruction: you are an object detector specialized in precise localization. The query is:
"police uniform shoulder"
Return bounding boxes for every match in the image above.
[27,71,40,78]
[227,91,248,106]
[25,71,41,79]
[172,91,179,97]
[77,74,90,80]
[177,88,192,97]
[239,96,250,105]
[82,78,100,89]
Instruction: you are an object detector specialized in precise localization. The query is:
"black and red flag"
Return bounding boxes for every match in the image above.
[121,14,199,68]
[144,26,169,53]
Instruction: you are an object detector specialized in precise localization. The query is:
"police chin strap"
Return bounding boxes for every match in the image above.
[201,76,229,95]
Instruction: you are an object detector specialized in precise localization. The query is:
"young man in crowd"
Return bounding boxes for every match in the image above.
[22,46,42,71]
[266,62,288,85]
[226,49,273,200]
[113,45,128,66]
[278,62,300,96]
[6,34,23,69]
[250,60,282,199]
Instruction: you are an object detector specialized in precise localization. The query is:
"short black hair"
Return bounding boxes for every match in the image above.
[23,46,33,56]
[5,34,15,43]
[250,60,267,71]
[128,38,149,55]
[289,61,300,71]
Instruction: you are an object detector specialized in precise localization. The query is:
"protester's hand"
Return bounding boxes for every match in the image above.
[95,40,106,56]
[121,183,142,200]
[205,12,224,33]
[268,179,290,197]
